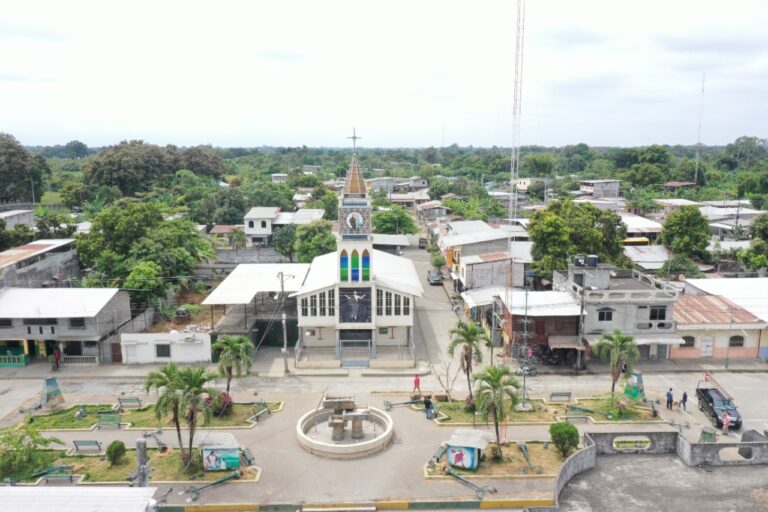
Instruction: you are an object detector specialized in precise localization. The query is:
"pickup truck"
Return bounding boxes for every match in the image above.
[696,384,742,430]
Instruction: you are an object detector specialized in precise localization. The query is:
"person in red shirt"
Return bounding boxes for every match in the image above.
[412,374,421,396]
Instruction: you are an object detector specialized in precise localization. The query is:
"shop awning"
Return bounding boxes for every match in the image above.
[548,335,585,351]
[584,334,685,346]
[449,271,459,280]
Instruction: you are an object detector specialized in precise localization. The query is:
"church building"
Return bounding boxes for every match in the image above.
[292,152,423,367]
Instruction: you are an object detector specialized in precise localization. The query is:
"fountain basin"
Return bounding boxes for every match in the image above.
[296,406,394,459]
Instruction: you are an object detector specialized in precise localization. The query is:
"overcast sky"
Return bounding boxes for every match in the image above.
[2,0,767,148]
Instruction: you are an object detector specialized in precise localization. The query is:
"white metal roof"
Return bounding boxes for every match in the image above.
[499,290,581,317]
[0,486,156,512]
[0,209,32,218]
[445,220,493,235]
[447,428,495,450]
[460,286,504,308]
[0,288,121,318]
[684,278,768,323]
[439,229,509,249]
[508,241,533,263]
[202,263,311,305]
[620,214,663,233]
[623,245,671,270]
[585,334,684,346]
[708,240,751,252]
[655,198,700,207]
[699,206,762,221]
[273,209,325,225]
[292,249,423,297]
[372,234,411,247]
[244,207,280,219]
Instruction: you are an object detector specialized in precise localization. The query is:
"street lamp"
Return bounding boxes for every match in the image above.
[276,271,294,375]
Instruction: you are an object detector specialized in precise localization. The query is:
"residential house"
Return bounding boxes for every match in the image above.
[0,210,34,230]
[405,176,429,190]
[444,220,493,236]
[209,224,243,240]
[579,179,621,199]
[273,208,325,227]
[664,181,697,193]
[270,173,288,183]
[457,252,511,292]
[244,207,281,246]
[620,214,663,243]
[0,239,79,288]
[388,189,430,209]
[438,229,510,278]
[671,295,766,360]
[654,198,701,217]
[554,259,683,360]
[623,245,672,274]
[120,332,212,364]
[302,165,321,175]
[0,287,132,365]
[293,192,312,208]
[417,200,450,221]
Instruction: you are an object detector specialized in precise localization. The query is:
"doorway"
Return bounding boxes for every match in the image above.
[700,336,714,357]
[110,343,123,363]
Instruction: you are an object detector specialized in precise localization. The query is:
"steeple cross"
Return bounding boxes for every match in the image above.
[347,127,362,153]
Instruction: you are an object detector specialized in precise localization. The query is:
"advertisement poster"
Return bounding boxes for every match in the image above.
[624,372,645,400]
[43,377,64,408]
[202,448,240,471]
[447,446,477,470]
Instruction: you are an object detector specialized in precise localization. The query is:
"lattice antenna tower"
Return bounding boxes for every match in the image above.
[694,72,706,185]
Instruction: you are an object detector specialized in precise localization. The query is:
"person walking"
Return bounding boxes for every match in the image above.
[412,374,421,396]
[423,395,433,420]
[53,348,62,370]
[721,411,731,434]
[681,391,688,412]
[666,388,673,411]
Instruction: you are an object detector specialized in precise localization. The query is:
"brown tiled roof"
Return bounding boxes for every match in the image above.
[479,252,511,263]
[343,154,367,195]
[673,295,761,325]
[209,224,242,235]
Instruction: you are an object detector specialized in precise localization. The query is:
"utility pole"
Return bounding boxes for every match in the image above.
[514,288,534,403]
[278,271,291,375]
[725,305,734,370]
[694,72,705,186]
[136,438,149,487]
[576,280,586,371]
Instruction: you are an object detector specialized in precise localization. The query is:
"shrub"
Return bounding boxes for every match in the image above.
[206,391,234,417]
[106,440,126,466]
[549,422,579,458]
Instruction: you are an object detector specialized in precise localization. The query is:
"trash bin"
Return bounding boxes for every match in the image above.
[426,408,435,420]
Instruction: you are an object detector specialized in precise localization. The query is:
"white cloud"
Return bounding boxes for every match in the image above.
[1,0,766,147]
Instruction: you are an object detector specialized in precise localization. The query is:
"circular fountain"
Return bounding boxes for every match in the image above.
[296,394,394,459]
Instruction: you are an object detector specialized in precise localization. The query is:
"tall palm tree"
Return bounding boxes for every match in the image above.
[178,367,218,468]
[212,335,252,393]
[144,362,184,455]
[593,330,639,401]
[473,366,520,459]
[448,321,488,403]
[227,228,247,263]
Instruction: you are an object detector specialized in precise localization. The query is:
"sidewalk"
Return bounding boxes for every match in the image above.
[528,357,768,375]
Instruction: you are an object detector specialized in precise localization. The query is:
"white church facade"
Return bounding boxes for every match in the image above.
[292,153,423,367]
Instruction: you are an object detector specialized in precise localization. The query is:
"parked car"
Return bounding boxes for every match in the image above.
[418,238,428,249]
[696,384,742,429]
[426,269,443,285]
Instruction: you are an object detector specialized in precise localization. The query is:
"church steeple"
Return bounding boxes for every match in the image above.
[343,153,367,196]
[338,128,372,242]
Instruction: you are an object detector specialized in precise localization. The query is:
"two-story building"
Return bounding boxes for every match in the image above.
[0,287,132,366]
[579,179,621,199]
[0,239,79,288]
[292,153,423,368]
[554,258,684,360]
[243,207,281,247]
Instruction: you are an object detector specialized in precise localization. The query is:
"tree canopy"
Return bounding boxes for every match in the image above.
[294,220,336,263]
[659,205,710,257]
[372,205,418,234]
[0,133,49,202]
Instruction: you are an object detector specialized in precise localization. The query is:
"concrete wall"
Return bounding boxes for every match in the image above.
[215,248,290,264]
[119,332,211,364]
[461,259,510,290]
[456,238,509,260]
[0,211,34,229]
[588,431,679,455]
[374,326,408,346]
[670,328,761,359]
[0,247,80,287]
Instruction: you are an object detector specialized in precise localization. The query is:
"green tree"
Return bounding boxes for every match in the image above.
[593,330,639,400]
[372,205,417,234]
[35,211,76,238]
[0,426,62,480]
[751,212,768,241]
[658,254,704,279]
[659,205,710,257]
[227,227,247,263]
[212,335,252,393]
[212,188,247,225]
[448,321,488,403]
[60,182,89,209]
[272,225,296,262]
[0,133,49,203]
[144,363,185,455]
[548,422,579,458]
[63,140,88,159]
[431,254,446,270]
[294,220,336,263]
[124,261,166,303]
[473,366,520,459]
[82,140,172,196]
[179,367,218,468]
[106,440,126,466]
[724,136,767,169]
[740,238,768,271]
[521,153,556,177]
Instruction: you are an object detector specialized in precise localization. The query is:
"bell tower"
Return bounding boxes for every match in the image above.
[338,128,372,283]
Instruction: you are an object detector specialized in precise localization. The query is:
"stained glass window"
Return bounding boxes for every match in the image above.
[351,250,360,281]
[362,250,370,281]
[340,250,348,281]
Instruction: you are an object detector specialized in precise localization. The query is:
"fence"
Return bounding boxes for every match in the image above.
[0,354,30,367]
[62,355,98,365]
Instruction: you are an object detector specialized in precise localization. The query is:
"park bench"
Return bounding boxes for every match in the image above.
[44,465,74,483]
[549,392,572,402]
[241,447,255,466]
[565,415,589,423]
[431,444,448,463]
[117,396,142,410]
[253,401,271,422]
[73,440,102,453]
[97,413,121,429]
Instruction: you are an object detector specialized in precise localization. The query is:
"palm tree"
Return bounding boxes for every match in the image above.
[144,363,184,455]
[593,330,640,401]
[228,228,247,263]
[212,335,252,393]
[178,367,218,468]
[448,321,488,403]
[473,366,520,459]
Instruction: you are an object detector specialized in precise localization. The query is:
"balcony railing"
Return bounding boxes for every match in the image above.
[62,355,98,365]
[0,354,30,367]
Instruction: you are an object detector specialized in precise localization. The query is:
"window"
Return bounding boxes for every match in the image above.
[310,295,317,316]
[385,292,392,316]
[260,220,267,228]
[319,292,326,316]
[362,250,370,281]
[50,326,55,334]
[340,250,349,281]
[69,318,85,328]
[328,290,335,316]
[598,309,613,322]
[637,322,652,329]
[351,250,360,281]
[395,295,401,315]
[729,335,745,347]
[0,319,12,328]
[379,327,389,335]
[156,344,171,358]
[682,336,695,348]
[301,298,308,317]
[377,289,383,316]
[27,326,31,335]
[248,221,254,228]
[650,306,666,321]
[403,297,410,315]
[23,318,58,325]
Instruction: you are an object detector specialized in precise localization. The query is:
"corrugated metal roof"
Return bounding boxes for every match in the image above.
[0,239,75,269]
[448,428,495,449]
[0,487,156,512]
[620,214,663,233]
[0,288,121,318]
[244,207,280,219]
[684,278,768,322]
[202,263,311,305]
[673,295,762,325]
[499,290,580,317]
[623,245,670,270]
[439,229,509,249]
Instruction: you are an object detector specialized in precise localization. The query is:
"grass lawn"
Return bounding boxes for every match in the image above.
[433,399,566,424]
[54,449,231,482]
[123,402,282,428]
[0,450,64,482]
[575,396,656,421]
[427,442,564,477]
[25,405,114,430]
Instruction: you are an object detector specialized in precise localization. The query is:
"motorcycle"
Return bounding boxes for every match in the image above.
[515,364,538,377]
